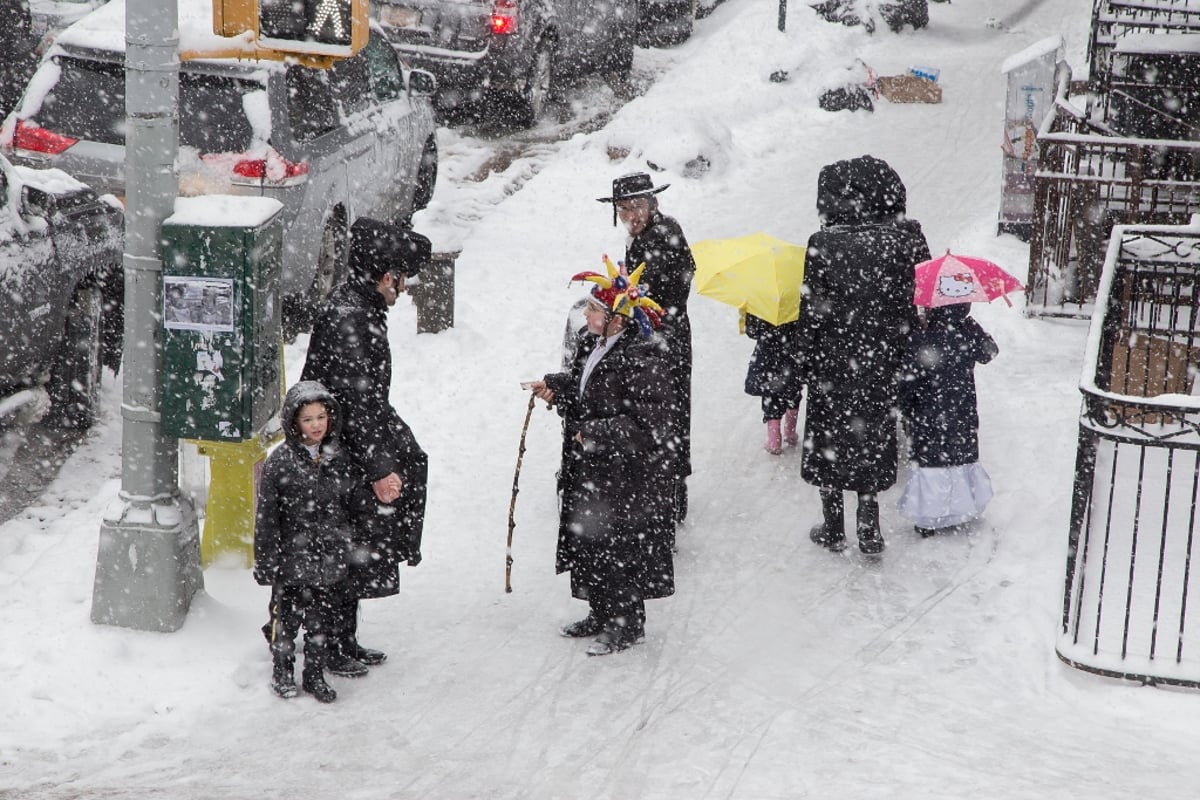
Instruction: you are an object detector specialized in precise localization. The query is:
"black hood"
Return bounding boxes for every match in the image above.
[281,380,342,448]
[816,154,908,227]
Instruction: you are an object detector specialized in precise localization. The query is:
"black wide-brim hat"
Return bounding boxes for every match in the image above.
[595,171,670,203]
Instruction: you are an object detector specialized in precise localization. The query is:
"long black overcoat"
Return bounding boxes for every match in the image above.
[301,271,427,598]
[796,155,931,493]
[544,330,676,602]
[626,211,695,478]
[744,314,804,400]
[899,305,998,468]
[253,381,357,589]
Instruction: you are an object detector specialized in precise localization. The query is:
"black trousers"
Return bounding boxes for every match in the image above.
[267,583,338,666]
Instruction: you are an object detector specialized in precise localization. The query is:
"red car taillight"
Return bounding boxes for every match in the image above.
[203,149,309,188]
[491,0,518,34]
[11,119,78,155]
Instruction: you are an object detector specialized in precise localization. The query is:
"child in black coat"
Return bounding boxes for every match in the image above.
[744,313,804,455]
[254,380,360,702]
[898,304,999,536]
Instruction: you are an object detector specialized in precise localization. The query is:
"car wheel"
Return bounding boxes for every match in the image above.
[508,39,554,127]
[285,215,346,339]
[45,285,103,430]
[412,137,438,212]
[311,216,347,304]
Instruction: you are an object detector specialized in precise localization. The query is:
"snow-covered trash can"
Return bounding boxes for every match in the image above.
[1059,214,1200,686]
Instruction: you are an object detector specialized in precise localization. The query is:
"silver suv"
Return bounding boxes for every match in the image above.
[2,0,440,334]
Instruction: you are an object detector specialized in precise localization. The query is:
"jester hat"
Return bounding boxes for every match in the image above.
[572,254,665,338]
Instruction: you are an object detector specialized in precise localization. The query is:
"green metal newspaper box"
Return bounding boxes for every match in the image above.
[160,196,284,442]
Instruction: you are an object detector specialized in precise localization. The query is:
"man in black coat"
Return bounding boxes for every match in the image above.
[597,171,695,524]
[527,277,675,656]
[796,154,931,555]
[300,217,431,674]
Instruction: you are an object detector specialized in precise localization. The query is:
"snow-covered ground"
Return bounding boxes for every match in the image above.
[4,0,1196,797]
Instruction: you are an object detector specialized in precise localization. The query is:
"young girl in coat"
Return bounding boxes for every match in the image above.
[254,380,359,703]
[743,313,804,455]
[898,303,999,536]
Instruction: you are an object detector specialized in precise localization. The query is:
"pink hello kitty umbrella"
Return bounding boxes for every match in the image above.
[913,251,1025,308]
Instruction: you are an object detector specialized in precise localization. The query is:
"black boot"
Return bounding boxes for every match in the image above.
[270,654,298,699]
[857,493,885,555]
[347,641,388,666]
[560,614,604,638]
[302,663,337,703]
[301,634,337,702]
[327,596,369,677]
[809,489,847,552]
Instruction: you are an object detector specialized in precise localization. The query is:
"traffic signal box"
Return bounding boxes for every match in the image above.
[160,196,286,567]
[160,196,283,443]
[211,0,368,64]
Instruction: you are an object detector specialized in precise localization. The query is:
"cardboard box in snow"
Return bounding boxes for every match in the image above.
[875,75,942,104]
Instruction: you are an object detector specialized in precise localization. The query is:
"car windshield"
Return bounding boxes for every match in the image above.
[35,56,260,153]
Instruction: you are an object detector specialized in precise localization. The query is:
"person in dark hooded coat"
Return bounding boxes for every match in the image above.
[300,217,431,675]
[743,313,804,455]
[796,154,931,555]
[526,272,675,657]
[254,380,359,703]
[898,303,998,535]
[597,172,696,525]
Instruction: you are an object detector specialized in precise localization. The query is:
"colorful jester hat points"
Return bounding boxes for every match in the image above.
[571,254,665,337]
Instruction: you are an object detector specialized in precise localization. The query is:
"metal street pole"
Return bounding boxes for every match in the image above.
[91,0,203,631]
[779,0,787,31]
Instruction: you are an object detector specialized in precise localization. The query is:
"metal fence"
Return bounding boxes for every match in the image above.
[1088,0,1200,94]
[1025,69,1200,318]
[1059,218,1200,686]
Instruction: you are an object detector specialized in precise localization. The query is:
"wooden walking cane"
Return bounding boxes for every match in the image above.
[506,392,538,593]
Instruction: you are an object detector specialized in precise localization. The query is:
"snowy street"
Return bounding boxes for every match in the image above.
[3,0,1198,797]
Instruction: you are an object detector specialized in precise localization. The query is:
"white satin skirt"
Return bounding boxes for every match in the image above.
[898,461,993,530]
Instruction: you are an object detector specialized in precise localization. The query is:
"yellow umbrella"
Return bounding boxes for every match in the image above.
[691,232,806,326]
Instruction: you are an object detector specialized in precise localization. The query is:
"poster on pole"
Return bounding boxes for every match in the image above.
[998,35,1063,242]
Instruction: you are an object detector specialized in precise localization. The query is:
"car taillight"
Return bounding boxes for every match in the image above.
[491,0,518,34]
[11,119,78,155]
[203,149,309,187]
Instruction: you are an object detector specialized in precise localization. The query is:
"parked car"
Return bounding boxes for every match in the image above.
[638,0,696,47]
[29,0,109,54]
[2,0,440,336]
[0,1,38,120]
[0,152,123,429]
[372,0,638,126]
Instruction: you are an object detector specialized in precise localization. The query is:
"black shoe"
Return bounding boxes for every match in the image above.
[348,643,387,666]
[560,615,604,638]
[302,671,337,703]
[270,660,298,699]
[809,523,847,552]
[915,526,938,538]
[586,628,645,656]
[327,653,369,678]
[858,525,885,555]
